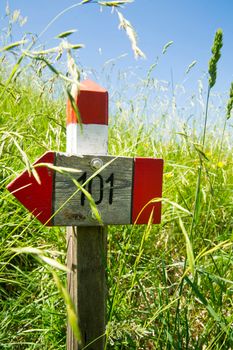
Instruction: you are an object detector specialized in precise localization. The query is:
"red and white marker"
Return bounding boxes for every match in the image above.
[66,80,108,155]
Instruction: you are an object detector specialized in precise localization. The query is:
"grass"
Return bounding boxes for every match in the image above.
[106,113,233,349]
[1,4,233,350]
[1,70,232,349]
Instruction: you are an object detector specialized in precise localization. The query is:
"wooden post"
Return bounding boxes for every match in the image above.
[66,80,108,350]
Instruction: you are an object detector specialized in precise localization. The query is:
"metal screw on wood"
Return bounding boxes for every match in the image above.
[90,158,103,170]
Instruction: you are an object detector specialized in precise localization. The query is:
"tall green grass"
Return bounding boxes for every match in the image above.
[1,3,233,350]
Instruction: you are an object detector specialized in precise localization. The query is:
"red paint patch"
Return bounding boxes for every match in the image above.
[66,79,108,125]
[132,158,163,224]
[7,151,55,226]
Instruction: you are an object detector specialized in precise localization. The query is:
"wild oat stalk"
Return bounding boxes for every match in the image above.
[193,29,223,231]
[190,29,223,266]
[117,11,145,59]
[174,29,224,337]
[203,29,223,147]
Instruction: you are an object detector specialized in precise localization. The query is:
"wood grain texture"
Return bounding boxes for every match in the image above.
[76,227,107,349]
[54,153,133,226]
[66,226,107,350]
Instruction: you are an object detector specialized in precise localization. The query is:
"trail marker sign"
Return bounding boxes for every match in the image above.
[7,79,164,350]
[7,151,163,226]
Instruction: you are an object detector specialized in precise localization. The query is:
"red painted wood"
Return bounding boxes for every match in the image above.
[7,151,54,226]
[132,158,163,224]
[66,80,108,125]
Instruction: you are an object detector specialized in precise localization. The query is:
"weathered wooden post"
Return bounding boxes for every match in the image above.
[66,80,108,350]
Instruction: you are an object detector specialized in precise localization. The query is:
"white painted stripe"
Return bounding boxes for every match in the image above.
[66,123,108,155]
[66,123,79,154]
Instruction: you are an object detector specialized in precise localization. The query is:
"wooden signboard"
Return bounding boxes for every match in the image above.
[7,151,163,226]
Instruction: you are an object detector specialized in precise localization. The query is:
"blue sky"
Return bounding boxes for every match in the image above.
[1,0,233,97]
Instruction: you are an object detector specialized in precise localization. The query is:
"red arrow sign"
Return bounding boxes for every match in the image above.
[7,152,163,226]
[7,152,55,225]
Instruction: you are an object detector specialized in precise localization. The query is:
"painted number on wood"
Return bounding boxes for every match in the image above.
[53,154,134,226]
[77,172,114,206]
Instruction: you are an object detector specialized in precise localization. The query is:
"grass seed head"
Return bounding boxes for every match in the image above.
[208,29,223,89]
